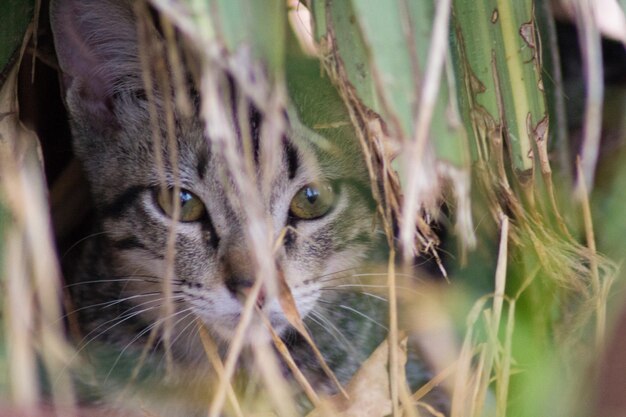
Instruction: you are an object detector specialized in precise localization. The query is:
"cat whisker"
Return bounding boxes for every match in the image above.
[76,305,161,352]
[333,283,423,295]
[307,309,359,357]
[99,294,185,320]
[317,299,388,331]
[155,309,198,351]
[171,316,202,359]
[75,296,186,351]
[312,269,416,285]
[153,310,199,365]
[60,291,166,321]
[313,268,435,287]
[55,303,166,387]
[302,267,362,285]
[64,275,182,288]
[350,272,423,280]
[317,288,388,303]
[61,231,109,259]
[104,307,196,383]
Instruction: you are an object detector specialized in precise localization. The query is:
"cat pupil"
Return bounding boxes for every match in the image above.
[305,187,319,204]
[180,190,193,205]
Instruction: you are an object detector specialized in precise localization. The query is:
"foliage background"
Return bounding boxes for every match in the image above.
[0,0,625,416]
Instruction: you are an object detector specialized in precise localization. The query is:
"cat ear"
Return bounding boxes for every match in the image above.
[50,0,142,125]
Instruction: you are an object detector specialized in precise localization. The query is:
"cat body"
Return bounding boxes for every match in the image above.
[52,0,389,413]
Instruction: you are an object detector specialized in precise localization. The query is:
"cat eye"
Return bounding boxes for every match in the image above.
[156,188,206,222]
[289,182,335,220]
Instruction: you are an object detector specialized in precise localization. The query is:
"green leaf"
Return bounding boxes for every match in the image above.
[311,0,469,167]
[212,0,286,73]
[0,0,33,80]
[452,0,547,177]
[152,0,286,76]
[349,0,418,139]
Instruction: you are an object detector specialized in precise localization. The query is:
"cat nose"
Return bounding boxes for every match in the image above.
[225,276,266,308]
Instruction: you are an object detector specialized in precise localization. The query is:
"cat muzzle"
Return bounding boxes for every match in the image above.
[225,276,267,308]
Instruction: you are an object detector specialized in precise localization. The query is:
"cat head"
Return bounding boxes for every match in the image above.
[51,0,377,347]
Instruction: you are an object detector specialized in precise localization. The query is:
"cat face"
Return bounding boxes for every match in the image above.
[51,0,376,348]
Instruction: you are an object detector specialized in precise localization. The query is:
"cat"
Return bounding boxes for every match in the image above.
[51,0,394,414]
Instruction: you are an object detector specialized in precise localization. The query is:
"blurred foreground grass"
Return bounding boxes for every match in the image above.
[0,0,625,416]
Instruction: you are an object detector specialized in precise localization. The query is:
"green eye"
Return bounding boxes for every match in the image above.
[156,188,206,222]
[289,182,335,220]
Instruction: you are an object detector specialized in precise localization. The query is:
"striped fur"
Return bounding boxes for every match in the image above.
[52,0,393,411]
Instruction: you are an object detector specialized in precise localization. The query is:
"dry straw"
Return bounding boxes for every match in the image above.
[0,0,622,416]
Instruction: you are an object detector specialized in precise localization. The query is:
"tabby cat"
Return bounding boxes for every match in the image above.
[51,0,396,414]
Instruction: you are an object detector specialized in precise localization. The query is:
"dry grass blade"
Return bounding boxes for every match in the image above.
[576,158,608,350]
[1,39,77,414]
[132,2,178,375]
[492,213,509,343]
[3,1,620,417]
[417,401,447,417]
[399,0,452,261]
[412,362,456,403]
[157,25,183,376]
[387,248,399,416]
[252,333,300,417]
[532,114,571,237]
[198,324,244,417]
[495,300,515,417]
[257,307,321,408]
[277,269,348,399]
[195,50,283,417]
[1,62,40,408]
[306,338,408,417]
[572,0,605,195]
[208,275,264,417]
[316,6,440,262]
[3,228,37,406]
[450,296,490,417]
[469,347,487,417]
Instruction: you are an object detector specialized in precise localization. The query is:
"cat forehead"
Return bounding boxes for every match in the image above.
[152,115,315,187]
[201,139,303,180]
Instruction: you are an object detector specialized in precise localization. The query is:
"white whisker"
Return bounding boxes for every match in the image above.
[317,288,389,303]
[308,309,359,357]
[104,307,196,382]
[335,283,422,295]
[61,291,164,321]
[62,231,108,259]
[76,295,185,350]
[318,300,388,331]
[64,276,166,288]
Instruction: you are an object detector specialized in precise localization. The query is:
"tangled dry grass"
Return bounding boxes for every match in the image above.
[1,0,625,416]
